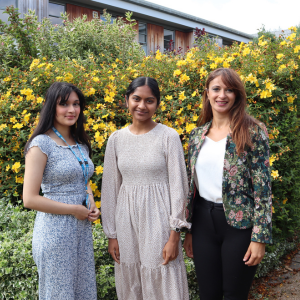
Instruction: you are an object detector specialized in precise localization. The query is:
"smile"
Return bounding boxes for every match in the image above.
[216,101,228,106]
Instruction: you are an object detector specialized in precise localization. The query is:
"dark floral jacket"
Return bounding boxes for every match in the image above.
[186,121,272,244]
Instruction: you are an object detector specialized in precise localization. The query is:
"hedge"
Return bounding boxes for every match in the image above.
[0,9,300,299]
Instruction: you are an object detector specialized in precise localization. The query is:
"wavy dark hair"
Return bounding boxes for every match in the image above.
[198,68,260,155]
[24,82,92,157]
[125,76,161,106]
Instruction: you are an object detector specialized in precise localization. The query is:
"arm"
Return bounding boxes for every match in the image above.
[23,146,90,220]
[244,125,272,265]
[101,132,122,263]
[162,129,191,264]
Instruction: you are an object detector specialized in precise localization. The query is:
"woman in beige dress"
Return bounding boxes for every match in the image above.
[101,77,190,300]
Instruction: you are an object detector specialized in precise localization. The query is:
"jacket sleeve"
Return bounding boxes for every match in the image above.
[101,131,122,239]
[164,128,191,231]
[250,125,272,244]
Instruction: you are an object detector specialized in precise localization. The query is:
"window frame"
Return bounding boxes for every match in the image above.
[0,0,17,24]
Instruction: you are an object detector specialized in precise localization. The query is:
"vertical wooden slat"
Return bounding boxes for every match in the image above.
[18,0,48,21]
[175,30,194,53]
[147,23,164,55]
[66,3,100,22]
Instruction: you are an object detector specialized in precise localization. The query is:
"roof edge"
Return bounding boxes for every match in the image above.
[120,0,254,39]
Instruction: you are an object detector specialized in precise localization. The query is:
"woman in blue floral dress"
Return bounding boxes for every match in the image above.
[183,68,272,300]
[23,82,100,300]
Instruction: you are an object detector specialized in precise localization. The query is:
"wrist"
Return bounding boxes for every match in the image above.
[169,231,180,243]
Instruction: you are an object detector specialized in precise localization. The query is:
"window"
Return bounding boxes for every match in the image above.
[164,29,174,52]
[139,22,147,54]
[0,0,17,23]
[100,13,116,24]
[49,2,65,25]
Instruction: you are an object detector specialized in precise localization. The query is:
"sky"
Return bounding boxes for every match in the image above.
[147,0,300,35]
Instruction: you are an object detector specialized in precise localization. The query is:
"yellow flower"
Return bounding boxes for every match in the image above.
[29,59,40,71]
[191,91,197,97]
[56,76,63,81]
[24,113,31,123]
[89,180,97,192]
[265,81,276,92]
[271,170,279,179]
[15,176,24,184]
[93,77,100,82]
[282,198,288,204]
[177,108,184,115]
[109,75,115,81]
[179,73,190,83]
[287,33,296,41]
[280,40,287,46]
[93,219,100,224]
[94,190,101,198]
[294,45,300,53]
[10,116,17,123]
[3,77,11,82]
[165,95,173,100]
[155,49,162,60]
[242,47,251,56]
[193,115,198,122]
[104,95,113,103]
[288,26,297,32]
[178,91,186,101]
[278,64,286,72]
[272,206,275,214]
[269,155,276,166]
[161,105,166,111]
[13,123,23,129]
[176,60,187,66]
[287,96,295,103]
[210,63,217,69]
[173,69,182,77]
[0,124,7,131]
[186,123,196,133]
[223,61,230,68]
[64,73,74,82]
[258,40,267,46]
[95,165,103,175]
[6,165,10,171]
[276,53,284,59]
[260,90,271,98]
[36,97,43,104]
[95,201,101,208]
[12,162,21,173]
[37,63,46,68]
[176,128,184,135]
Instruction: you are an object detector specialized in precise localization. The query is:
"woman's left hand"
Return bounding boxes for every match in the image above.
[162,231,180,265]
[243,241,265,266]
[88,201,100,222]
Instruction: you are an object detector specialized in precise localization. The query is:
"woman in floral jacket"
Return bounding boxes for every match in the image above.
[183,68,272,300]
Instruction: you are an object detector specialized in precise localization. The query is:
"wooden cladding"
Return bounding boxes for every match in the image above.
[147,24,164,54]
[66,3,101,22]
[175,31,194,53]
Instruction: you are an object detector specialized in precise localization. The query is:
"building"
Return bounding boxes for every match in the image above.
[1,0,253,54]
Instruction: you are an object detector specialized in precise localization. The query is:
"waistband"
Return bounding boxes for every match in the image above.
[198,196,224,211]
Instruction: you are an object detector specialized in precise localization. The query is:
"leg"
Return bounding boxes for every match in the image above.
[192,199,223,300]
[221,225,258,300]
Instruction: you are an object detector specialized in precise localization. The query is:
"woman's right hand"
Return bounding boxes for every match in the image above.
[108,238,120,264]
[183,233,194,258]
[72,205,91,220]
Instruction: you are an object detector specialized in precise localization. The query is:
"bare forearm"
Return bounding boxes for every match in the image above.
[23,195,77,215]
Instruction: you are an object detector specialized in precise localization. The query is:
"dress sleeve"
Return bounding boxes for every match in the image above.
[26,135,53,157]
[250,124,272,244]
[164,128,191,230]
[101,131,122,239]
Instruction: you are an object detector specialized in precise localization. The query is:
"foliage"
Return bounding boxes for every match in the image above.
[0,6,144,69]
[0,12,300,297]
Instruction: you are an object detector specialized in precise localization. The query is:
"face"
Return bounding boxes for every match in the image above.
[126,85,158,122]
[54,91,80,128]
[207,76,236,116]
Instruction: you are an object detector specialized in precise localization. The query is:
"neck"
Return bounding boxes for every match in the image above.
[211,113,231,129]
[130,119,156,134]
[53,122,72,140]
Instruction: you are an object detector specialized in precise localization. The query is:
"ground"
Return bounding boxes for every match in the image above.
[249,244,300,299]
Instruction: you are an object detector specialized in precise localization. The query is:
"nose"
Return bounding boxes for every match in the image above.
[68,104,75,113]
[219,89,226,99]
[138,100,146,109]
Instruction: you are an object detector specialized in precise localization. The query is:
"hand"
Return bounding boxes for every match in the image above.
[243,241,265,266]
[72,205,90,220]
[88,201,100,222]
[108,238,120,264]
[183,233,193,258]
[162,231,180,265]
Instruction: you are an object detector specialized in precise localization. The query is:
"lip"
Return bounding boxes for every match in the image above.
[66,115,76,119]
[136,111,148,115]
[216,101,228,106]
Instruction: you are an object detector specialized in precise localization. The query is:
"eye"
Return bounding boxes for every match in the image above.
[74,103,80,106]
[133,97,140,101]
[147,99,154,103]
[59,102,67,106]
[212,88,220,92]
[226,89,233,93]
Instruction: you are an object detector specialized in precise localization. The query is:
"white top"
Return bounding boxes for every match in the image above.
[195,136,227,203]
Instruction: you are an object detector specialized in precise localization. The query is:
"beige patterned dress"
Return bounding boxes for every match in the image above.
[101,123,190,300]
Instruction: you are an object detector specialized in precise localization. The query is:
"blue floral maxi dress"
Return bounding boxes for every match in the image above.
[28,135,97,300]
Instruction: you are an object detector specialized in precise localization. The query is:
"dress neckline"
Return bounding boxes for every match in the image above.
[205,136,227,143]
[127,123,161,136]
[43,134,79,148]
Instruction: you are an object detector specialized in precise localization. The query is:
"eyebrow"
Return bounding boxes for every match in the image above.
[132,94,156,99]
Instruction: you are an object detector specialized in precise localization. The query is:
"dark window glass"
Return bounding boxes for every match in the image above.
[0,0,15,9]
[49,3,64,17]
[164,29,174,51]
[100,15,115,24]
[49,16,64,25]
[139,22,147,46]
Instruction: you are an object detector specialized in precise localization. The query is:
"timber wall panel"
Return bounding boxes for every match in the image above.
[147,24,164,55]
[66,3,100,22]
[175,31,194,53]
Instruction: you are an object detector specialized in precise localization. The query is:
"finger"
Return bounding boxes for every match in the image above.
[245,256,256,266]
[116,246,120,264]
[243,247,251,262]
[162,256,170,265]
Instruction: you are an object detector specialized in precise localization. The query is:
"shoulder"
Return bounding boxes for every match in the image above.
[160,124,179,139]
[249,122,269,141]
[189,121,210,141]
[27,134,54,157]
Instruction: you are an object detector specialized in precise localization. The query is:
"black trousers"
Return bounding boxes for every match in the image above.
[192,190,258,300]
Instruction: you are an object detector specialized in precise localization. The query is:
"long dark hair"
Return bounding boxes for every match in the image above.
[198,68,260,155]
[25,82,92,157]
[125,77,161,106]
